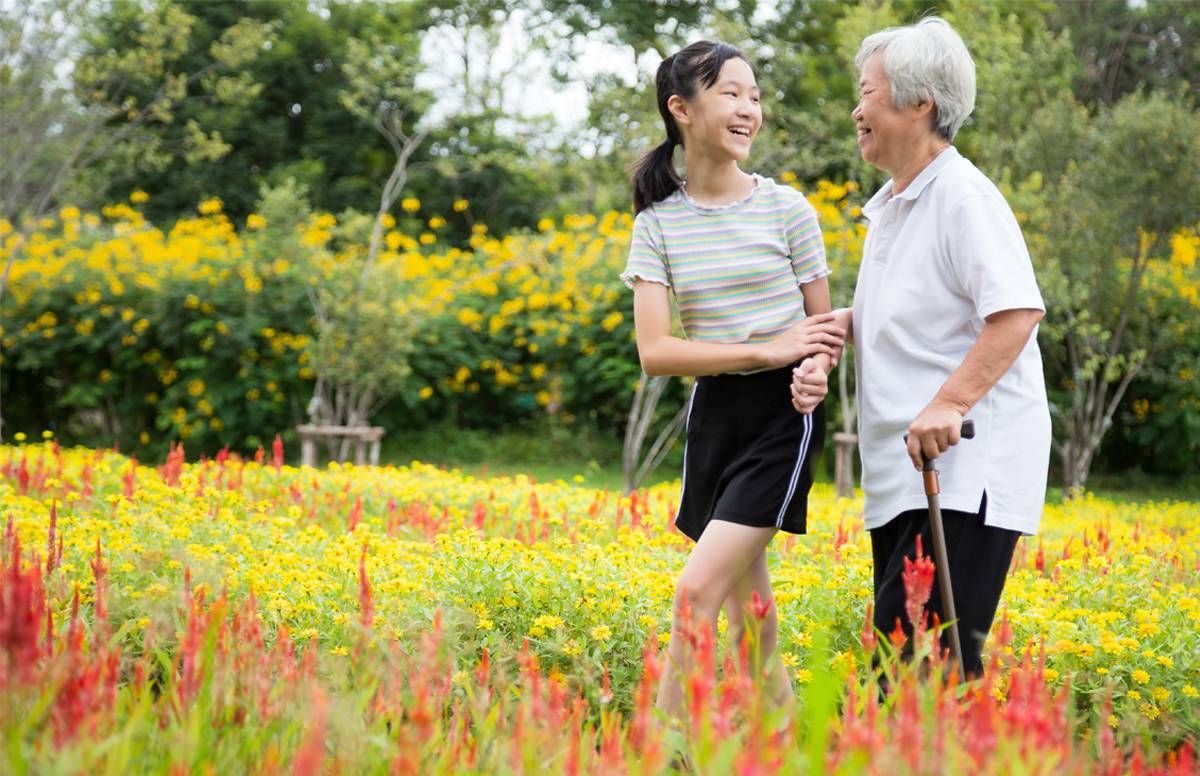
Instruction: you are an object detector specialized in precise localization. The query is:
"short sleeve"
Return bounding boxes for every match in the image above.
[785,196,831,285]
[947,193,1045,319]
[619,210,671,289]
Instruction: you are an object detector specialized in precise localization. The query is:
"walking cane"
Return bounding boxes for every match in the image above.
[906,419,975,679]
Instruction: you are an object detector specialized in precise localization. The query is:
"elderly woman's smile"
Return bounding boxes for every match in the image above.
[852,52,934,183]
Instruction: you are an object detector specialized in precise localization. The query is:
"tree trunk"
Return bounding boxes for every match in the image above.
[834,354,857,498]
[622,372,686,494]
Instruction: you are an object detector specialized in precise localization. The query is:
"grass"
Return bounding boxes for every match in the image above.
[380,421,681,491]
[382,422,1200,503]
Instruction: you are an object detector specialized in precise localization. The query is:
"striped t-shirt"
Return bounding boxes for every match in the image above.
[620,175,829,345]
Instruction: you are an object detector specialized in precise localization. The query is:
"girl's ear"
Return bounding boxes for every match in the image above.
[667,94,690,127]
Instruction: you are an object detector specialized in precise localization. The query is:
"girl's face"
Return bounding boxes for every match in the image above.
[672,58,762,161]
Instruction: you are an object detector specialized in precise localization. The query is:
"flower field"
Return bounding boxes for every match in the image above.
[2,439,1196,773]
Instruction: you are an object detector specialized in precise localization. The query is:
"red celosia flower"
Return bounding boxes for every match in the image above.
[902,535,935,635]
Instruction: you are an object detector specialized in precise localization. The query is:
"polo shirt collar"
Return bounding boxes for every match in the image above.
[862,146,960,220]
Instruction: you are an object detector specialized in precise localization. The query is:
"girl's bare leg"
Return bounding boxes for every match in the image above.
[656,521,778,721]
[724,552,794,708]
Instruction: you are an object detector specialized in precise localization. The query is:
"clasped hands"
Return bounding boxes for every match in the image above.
[767,312,846,415]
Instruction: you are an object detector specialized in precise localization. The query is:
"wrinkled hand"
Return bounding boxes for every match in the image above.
[905,401,965,470]
[790,359,828,414]
[762,313,845,369]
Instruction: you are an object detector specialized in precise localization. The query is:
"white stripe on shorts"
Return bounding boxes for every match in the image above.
[776,411,813,527]
[674,382,699,525]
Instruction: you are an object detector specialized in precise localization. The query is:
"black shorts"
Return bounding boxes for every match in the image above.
[675,365,826,542]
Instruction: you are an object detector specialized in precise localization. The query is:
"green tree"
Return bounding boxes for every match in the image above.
[79,0,419,221]
[304,29,431,437]
[1047,0,1200,107]
[1028,93,1200,490]
[0,0,271,438]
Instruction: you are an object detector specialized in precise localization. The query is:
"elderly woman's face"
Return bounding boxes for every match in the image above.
[852,52,929,174]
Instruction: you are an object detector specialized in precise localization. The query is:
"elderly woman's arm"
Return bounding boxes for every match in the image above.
[904,307,1044,469]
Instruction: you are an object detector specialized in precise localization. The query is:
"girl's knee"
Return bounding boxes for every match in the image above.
[673,576,722,619]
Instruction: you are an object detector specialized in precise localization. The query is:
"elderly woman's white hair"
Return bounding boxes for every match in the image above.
[855,17,976,141]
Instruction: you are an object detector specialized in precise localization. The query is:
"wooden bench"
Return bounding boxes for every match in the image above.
[296,424,385,467]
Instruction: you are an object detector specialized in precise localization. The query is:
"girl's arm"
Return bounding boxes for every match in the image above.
[800,277,835,373]
[632,281,844,377]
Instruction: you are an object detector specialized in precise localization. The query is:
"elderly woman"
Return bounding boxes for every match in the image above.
[798,17,1051,677]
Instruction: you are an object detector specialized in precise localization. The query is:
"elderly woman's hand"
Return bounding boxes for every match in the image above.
[905,400,967,469]
[790,359,828,414]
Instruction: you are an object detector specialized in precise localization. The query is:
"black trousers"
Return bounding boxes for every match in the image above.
[870,493,1021,677]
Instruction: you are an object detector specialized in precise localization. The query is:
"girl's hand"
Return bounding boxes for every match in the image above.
[760,313,845,369]
[790,359,828,414]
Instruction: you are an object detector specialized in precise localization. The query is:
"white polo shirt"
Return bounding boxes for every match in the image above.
[852,146,1051,535]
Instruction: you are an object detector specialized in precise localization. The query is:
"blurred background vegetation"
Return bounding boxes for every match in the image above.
[2,0,1198,492]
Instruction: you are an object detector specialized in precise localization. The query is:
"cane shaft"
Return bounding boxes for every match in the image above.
[926,492,965,678]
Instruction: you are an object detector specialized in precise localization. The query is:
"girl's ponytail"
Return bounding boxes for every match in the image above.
[630,41,751,214]
[632,138,680,214]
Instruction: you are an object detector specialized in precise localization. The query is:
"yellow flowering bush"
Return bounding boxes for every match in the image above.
[0,195,311,455]
[0,183,864,453]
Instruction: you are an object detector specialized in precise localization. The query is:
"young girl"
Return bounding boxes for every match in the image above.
[620,40,844,720]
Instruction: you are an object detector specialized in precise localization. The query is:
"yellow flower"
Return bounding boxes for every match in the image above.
[130,190,150,204]
[538,217,555,232]
[453,198,469,212]
[1183,685,1198,698]
[41,430,53,440]
[428,216,446,229]
[401,197,420,213]
[13,432,26,442]
[246,214,267,230]
[418,386,433,399]
[198,197,223,215]
[1132,669,1150,685]
[590,624,612,641]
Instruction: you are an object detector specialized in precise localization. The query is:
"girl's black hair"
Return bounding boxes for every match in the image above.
[632,40,753,213]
